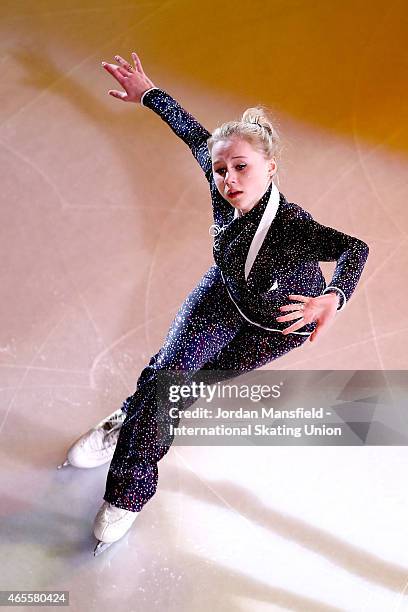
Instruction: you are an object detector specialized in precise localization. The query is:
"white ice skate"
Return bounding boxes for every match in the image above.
[57,408,126,469]
[93,501,139,556]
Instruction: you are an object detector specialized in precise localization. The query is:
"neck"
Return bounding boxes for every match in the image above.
[238,180,274,216]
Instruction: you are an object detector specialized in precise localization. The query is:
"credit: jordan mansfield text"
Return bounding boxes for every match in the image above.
[167,407,328,419]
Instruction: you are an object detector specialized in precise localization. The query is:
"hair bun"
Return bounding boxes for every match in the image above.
[242,107,276,137]
[252,119,272,134]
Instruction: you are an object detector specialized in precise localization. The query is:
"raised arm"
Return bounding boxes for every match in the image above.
[101,52,212,180]
[140,88,212,179]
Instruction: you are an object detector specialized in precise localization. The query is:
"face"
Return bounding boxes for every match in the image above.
[211,136,277,215]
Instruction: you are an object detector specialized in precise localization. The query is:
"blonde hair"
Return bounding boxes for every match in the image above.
[207,105,283,183]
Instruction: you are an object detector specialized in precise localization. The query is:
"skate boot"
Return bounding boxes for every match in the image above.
[93,501,139,556]
[57,408,127,469]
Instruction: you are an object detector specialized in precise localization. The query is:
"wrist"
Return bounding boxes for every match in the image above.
[140,86,159,106]
[327,292,340,309]
[322,286,346,311]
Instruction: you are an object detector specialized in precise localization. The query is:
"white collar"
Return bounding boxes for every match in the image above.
[242,181,280,280]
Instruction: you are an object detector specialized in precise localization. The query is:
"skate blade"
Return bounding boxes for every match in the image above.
[93,540,113,556]
[56,459,70,469]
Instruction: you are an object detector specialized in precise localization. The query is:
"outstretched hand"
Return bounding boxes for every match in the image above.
[276,293,340,342]
[101,51,156,103]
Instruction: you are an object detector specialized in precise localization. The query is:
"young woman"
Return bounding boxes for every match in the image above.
[58,52,369,555]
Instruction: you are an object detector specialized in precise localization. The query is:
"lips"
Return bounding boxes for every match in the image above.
[227,191,242,198]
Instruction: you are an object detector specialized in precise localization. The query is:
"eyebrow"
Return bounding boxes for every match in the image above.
[212,156,248,165]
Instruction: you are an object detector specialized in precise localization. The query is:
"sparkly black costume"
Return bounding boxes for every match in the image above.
[103,88,369,511]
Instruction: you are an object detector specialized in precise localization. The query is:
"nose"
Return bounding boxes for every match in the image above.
[224,169,237,186]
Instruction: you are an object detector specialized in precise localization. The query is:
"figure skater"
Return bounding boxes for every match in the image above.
[58,51,369,556]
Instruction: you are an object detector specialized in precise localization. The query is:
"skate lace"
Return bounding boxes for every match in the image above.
[103,422,123,448]
[97,409,126,431]
[84,410,126,451]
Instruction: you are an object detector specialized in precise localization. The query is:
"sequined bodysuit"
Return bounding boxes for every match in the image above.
[102,87,369,513]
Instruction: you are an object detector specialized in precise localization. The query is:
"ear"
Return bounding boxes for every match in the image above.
[269,159,277,176]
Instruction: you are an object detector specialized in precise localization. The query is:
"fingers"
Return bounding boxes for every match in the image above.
[113,52,144,75]
[309,319,330,342]
[281,318,306,335]
[279,294,309,315]
[101,52,145,81]
[102,59,133,83]
[101,61,127,82]
[309,328,320,342]
[132,51,143,73]
[101,62,117,72]
[108,90,128,100]
[279,303,304,312]
[114,54,135,73]
[276,311,304,323]
[116,65,132,78]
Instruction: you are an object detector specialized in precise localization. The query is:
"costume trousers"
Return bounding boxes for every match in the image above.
[103,264,308,512]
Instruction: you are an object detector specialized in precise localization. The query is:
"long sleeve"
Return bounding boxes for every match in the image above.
[140,87,212,181]
[296,216,369,310]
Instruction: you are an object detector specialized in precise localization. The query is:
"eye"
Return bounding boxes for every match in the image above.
[215,164,246,176]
